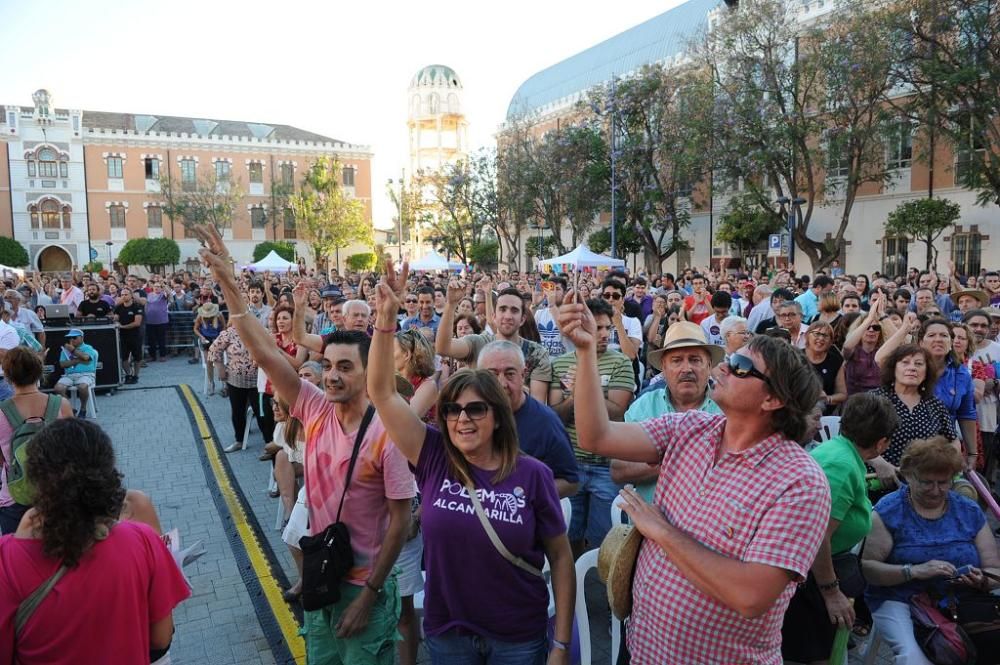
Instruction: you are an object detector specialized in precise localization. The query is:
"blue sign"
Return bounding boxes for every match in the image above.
[89,247,99,260]
[768,234,781,249]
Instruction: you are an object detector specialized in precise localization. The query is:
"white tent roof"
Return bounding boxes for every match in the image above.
[409,250,451,271]
[245,251,297,273]
[538,244,625,269]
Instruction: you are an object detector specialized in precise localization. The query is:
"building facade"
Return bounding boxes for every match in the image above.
[505,0,996,277]
[1,89,373,272]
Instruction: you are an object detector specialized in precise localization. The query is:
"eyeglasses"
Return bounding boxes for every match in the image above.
[726,330,752,338]
[727,353,772,387]
[440,401,490,421]
[914,477,953,490]
[868,324,882,332]
[777,311,800,319]
[602,292,622,300]
[808,331,831,339]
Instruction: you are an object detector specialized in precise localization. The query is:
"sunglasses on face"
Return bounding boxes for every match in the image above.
[727,353,772,387]
[405,298,418,304]
[440,401,490,421]
[868,324,882,332]
[602,292,622,300]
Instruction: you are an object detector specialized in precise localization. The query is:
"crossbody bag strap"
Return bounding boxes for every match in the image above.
[334,405,376,524]
[464,480,543,578]
[15,564,68,639]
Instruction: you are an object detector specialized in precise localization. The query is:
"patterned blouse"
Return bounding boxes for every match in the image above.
[870,386,956,466]
[208,327,258,389]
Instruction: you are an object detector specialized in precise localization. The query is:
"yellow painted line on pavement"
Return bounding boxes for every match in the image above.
[178,384,306,664]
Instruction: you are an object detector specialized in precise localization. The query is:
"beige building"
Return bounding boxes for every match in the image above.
[1,89,373,272]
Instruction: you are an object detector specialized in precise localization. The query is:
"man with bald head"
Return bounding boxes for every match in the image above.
[478,340,579,498]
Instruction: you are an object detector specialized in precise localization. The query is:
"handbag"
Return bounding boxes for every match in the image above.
[910,591,976,665]
[955,572,1000,644]
[832,551,866,598]
[298,405,375,612]
[464,480,543,578]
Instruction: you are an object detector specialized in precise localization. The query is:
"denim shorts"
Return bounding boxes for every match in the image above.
[425,629,548,665]
[302,569,402,665]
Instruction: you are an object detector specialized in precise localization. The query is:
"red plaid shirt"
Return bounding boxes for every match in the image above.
[629,411,830,664]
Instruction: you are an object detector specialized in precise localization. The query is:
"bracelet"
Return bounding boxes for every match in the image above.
[902,564,913,582]
[228,310,249,319]
[365,579,382,594]
[373,325,396,334]
[817,579,840,591]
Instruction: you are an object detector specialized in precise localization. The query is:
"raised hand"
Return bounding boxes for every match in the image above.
[557,290,597,351]
[374,281,401,323]
[382,258,409,301]
[447,280,466,306]
[292,281,308,309]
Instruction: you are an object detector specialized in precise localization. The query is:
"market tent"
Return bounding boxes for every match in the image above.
[538,244,625,272]
[409,250,451,271]
[245,251,297,273]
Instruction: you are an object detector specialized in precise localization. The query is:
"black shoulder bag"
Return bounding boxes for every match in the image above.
[299,405,376,611]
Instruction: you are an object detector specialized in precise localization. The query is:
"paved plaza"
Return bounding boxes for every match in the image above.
[94,356,890,665]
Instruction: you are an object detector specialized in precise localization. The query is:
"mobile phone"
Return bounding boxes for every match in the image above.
[951,564,974,579]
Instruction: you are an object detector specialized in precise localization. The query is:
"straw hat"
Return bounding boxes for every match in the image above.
[597,524,644,621]
[986,306,1000,320]
[198,302,220,318]
[950,288,988,308]
[646,321,725,368]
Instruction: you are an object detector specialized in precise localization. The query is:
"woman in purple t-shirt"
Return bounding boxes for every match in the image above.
[368,268,575,665]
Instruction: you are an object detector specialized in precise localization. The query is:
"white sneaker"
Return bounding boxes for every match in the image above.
[223,442,244,453]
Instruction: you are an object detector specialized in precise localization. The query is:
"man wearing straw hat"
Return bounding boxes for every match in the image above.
[559,293,830,664]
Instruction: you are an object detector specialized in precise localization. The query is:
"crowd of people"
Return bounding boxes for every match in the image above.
[1,239,1000,664]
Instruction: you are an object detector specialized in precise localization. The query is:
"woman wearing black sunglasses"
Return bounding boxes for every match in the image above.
[368,262,575,665]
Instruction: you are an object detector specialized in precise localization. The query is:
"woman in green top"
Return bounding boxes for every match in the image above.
[780,393,899,664]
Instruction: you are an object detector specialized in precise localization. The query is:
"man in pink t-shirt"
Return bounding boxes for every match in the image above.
[196,225,413,665]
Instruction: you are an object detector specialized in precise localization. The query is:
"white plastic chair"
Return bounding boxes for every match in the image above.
[561,498,572,529]
[543,499,574,579]
[611,495,628,526]
[241,405,254,448]
[573,548,621,665]
[818,416,841,442]
[68,384,98,419]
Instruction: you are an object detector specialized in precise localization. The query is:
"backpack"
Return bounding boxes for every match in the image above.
[0,395,62,506]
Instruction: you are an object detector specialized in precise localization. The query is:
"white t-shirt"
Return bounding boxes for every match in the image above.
[0,320,20,378]
[608,314,642,354]
[973,341,1000,433]
[534,307,573,357]
[700,315,727,347]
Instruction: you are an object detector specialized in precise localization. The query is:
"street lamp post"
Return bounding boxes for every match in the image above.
[776,196,806,267]
[104,241,113,268]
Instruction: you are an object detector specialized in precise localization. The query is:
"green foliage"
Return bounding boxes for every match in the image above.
[523,235,561,261]
[885,198,961,270]
[346,252,377,272]
[0,238,30,267]
[83,261,104,273]
[289,157,372,268]
[157,169,244,233]
[716,195,785,270]
[117,238,181,272]
[587,225,643,258]
[468,240,499,269]
[252,241,296,263]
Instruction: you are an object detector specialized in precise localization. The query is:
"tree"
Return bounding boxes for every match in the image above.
[468,239,499,270]
[885,197,961,270]
[289,157,372,270]
[158,169,244,234]
[586,63,713,272]
[419,160,485,266]
[252,241,295,263]
[0,238,29,267]
[896,0,1000,206]
[496,121,536,267]
[385,175,423,244]
[715,195,785,271]
[587,224,643,258]
[556,125,610,247]
[117,238,181,274]
[346,252,377,272]
[523,235,561,262]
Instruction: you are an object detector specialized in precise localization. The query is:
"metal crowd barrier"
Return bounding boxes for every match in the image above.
[166,311,197,351]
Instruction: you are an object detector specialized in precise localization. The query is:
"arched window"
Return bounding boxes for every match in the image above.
[29,200,68,229]
[38,148,58,178]
[447,93,460,114]
[428,93,440,115]
[40,200,61,228]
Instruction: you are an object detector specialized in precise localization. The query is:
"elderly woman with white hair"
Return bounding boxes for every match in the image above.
[720,315,750,361]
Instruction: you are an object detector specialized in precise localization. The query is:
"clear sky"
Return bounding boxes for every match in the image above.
[0,0,684,228]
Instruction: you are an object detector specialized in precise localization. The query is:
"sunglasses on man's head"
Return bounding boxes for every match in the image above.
[727,353,772,387]
[602,292,622,300]
[440,401,490,421]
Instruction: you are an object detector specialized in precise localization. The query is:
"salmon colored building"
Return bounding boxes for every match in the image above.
[1,89,373,272]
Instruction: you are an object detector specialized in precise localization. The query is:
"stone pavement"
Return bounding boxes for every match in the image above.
[92,355,891,665]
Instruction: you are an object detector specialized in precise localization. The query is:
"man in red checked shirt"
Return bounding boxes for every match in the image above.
[681,273,713,325]
[558,292,830,665]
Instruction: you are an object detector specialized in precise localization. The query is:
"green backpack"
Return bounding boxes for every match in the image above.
[0,395,62,506]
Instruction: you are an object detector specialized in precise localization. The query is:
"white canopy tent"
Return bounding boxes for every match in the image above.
[410,250,452,272]
[538,245,625,271]
[244,251,297,273]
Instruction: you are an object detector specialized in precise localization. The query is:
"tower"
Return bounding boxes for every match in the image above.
[407,65,468,176]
